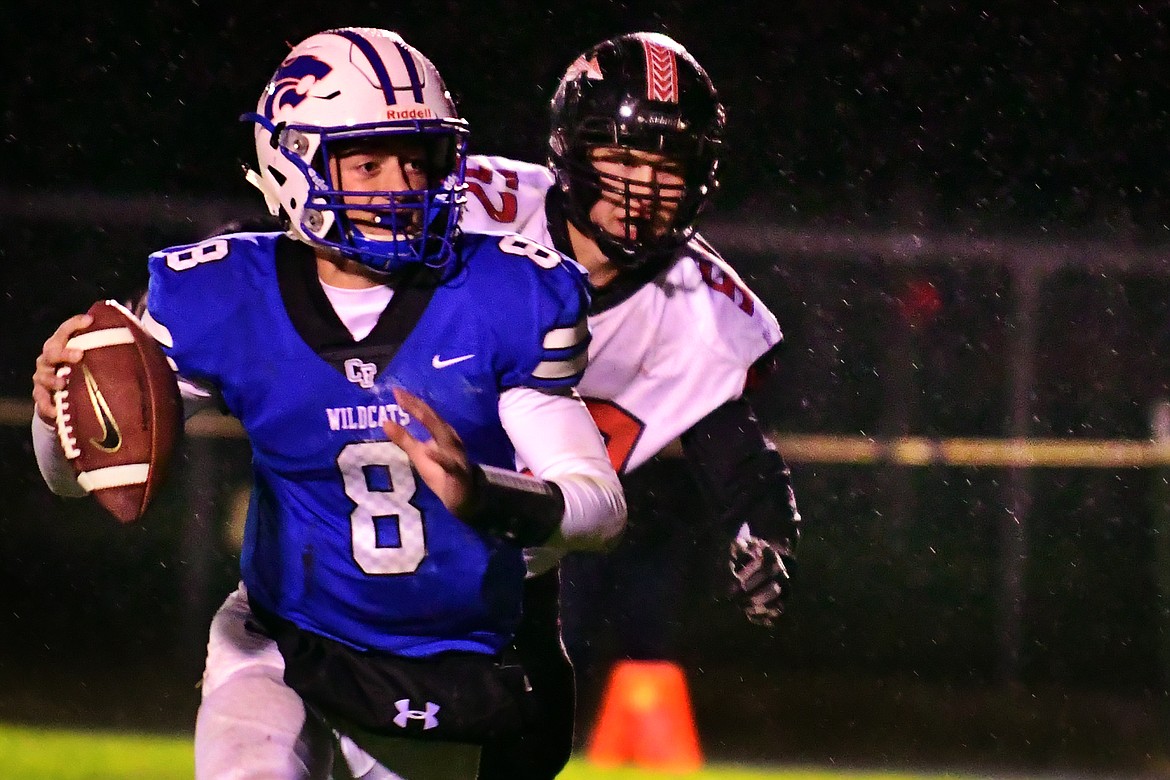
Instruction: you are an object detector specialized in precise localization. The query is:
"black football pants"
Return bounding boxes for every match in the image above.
[476,568,575,780]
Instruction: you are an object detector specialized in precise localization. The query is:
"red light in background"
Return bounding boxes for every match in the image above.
[896,279,942,326]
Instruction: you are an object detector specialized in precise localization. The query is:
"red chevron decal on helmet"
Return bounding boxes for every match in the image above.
[643,40,679,103]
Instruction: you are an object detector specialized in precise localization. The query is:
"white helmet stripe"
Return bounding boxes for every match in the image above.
[332,29,403,106]
[394,42,426,103]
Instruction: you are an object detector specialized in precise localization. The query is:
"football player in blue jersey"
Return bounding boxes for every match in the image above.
[31,27,626,780]
[461,33,802,779]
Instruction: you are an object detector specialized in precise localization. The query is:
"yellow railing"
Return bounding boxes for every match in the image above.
[6,396,1169,469]
[771,434,1170,468]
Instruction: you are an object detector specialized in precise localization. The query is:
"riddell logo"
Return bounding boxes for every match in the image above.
[386,107,435,120]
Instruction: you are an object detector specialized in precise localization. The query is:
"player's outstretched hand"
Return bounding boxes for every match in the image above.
[383,386,475,517]
[728,522,792,627]
[32,313,94,425]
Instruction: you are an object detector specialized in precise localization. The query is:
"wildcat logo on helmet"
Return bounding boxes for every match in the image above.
[263,55,334,119]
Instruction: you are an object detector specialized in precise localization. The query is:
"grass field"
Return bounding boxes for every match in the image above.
[0,722,978,780]
[0,723,193,779]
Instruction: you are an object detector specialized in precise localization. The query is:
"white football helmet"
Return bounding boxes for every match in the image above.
[242,28,469,273]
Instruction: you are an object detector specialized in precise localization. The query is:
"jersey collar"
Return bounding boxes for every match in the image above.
[274,237,440,378]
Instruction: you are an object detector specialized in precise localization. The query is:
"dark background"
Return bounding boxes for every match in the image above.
[5,1,1170,775]
[5,1,1170,232]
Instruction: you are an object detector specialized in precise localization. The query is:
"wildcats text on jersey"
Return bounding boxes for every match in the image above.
[325,403,410,432]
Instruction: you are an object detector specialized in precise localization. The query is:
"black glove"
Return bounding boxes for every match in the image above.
[728,522,792,627]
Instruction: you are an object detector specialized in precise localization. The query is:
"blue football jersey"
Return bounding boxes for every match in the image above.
[144,231,590,657]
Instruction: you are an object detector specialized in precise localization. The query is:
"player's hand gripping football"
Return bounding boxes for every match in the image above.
[31,313,94,425]
[728,522,792,627]
[382,386,476,517]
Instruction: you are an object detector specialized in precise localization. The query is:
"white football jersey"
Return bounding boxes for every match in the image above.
[463,154,783,473]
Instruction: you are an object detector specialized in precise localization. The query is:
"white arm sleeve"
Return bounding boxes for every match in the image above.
[498,386,626,565]
[31,414,87,497]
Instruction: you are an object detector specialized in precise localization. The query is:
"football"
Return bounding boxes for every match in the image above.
[53,299,182,523]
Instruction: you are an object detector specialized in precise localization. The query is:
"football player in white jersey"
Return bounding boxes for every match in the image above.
[31,28,626,780]
[461,32,802,779]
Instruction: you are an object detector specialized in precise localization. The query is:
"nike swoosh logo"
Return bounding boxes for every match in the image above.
[432,353,476,369]
[82,365,122,453]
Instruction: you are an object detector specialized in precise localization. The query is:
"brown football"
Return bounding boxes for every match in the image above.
[53,299,182,523]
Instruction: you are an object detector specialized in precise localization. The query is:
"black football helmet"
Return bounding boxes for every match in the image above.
[549,32,725,268]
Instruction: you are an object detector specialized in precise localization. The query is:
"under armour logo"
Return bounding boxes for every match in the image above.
[393,698,440,730]
[344,358,378,388]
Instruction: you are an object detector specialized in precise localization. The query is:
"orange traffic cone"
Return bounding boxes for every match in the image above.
[586,659,703,771]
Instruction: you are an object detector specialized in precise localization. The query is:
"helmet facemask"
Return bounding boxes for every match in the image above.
[302,123,466,273]
[553,128,715,267]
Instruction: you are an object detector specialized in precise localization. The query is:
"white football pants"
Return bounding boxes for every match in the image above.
[194,584,481,780]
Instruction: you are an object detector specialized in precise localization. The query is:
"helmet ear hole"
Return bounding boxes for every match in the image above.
[269,122,285,149]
